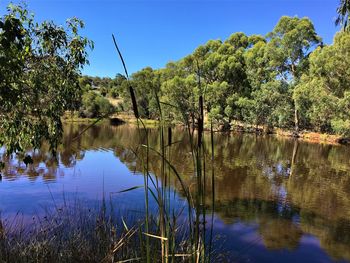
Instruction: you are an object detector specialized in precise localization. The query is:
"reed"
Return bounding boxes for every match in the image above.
[112,36,216,262]
[0,196,200,263]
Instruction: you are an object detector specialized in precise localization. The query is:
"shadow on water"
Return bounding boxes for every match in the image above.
[1,122,350,262]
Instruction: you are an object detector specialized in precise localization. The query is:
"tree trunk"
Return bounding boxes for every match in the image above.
[294,106,299,134]
[291,66,299,136]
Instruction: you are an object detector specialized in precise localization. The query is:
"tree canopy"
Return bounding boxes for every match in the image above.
[108,15,349,137]
[0,4,92,153]
[295,32,350,135]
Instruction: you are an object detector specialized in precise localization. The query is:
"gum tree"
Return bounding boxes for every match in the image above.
[265,16,321,133]
[294,32,350,135]
[0,4,93,154]
[336,0,350,31]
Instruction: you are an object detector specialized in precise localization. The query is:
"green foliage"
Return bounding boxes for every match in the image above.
[206,81,229,123]
[162,74,198,122]
[244,39,272,89]
[242,81,293,128]
[108,16,350,137]
[264,16,321,132]
[336,0,350,31]
[78,75,125,98]
[84,15,347,137]
[0,4,92,153]
[266,16,321,80]
[107,73,127,98]
[331,119,350,136]
[130,67,161,119]
[79,91,115,118]
[294,32,350,134]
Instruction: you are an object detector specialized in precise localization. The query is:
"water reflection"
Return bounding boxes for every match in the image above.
[1,122,350,262]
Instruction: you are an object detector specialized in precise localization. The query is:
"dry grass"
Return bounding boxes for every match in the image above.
[0,199,197,263]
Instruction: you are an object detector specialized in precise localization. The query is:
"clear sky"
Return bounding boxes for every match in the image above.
[1,0,341,77]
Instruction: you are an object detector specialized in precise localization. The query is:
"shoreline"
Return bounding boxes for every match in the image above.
[231,126,349,146]
[62,114,350,146]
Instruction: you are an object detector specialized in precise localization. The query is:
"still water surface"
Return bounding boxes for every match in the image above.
[1,122,350,262]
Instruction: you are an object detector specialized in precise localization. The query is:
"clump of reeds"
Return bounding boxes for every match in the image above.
[0,197,198,263]
[0,201,127,262]
[112,35,217,263]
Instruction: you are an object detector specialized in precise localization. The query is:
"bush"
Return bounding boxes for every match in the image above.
[79,91,115,118]
[331,119,350,137]
[108,87,119,98]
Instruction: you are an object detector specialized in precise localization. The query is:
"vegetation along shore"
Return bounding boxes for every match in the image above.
[1,1,350,262]
[74,18,350,144]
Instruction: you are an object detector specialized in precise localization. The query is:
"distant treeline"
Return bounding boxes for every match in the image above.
[81,16,350,136]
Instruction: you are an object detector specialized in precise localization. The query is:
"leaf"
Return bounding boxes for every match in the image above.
[142,232,168,241]
[113,185,144,194]
[121,217,129,231]
[112,34,129,79]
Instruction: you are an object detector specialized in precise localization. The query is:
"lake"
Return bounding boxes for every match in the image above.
[1,122,350,263]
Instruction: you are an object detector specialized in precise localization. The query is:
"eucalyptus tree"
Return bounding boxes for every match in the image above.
[336,0,350,31]
[129,67,162,119]
[218,33,251,125]
[244,36,270,91]
[294,32,350,135]
[265,16,321,133]
[244,35,295,129]
[181,33,252,126]
[102,13,348,136]
[0,4,93,154]
[161,74,198,123]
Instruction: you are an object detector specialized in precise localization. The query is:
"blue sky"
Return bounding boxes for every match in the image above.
[1,0,341,77]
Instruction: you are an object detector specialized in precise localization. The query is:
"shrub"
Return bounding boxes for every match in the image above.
[331,119,350,137]
[79,91,115,118]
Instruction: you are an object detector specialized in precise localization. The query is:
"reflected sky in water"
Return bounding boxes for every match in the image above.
[1,122,350,262]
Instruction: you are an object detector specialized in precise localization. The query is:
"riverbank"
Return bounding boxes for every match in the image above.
[62,112,99,123]
[62,112,349,146]
[62,112,159,126]
[276,129,349,145]
[229,123,350,145]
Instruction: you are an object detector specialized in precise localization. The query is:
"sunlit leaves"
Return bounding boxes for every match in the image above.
[336,0,350,31]
[0,4,93,154]
[294,32,350,134]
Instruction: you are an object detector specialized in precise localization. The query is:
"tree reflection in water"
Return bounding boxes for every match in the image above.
[1,122,350,261]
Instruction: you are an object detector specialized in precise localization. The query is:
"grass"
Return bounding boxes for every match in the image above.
[61,111,100,123]
[0,201,132,263]
[113,113,160,126]
[0,198,198,263]
[62,110,160,128]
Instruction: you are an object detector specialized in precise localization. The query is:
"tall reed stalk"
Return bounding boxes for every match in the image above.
[112,34,216,262]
